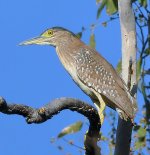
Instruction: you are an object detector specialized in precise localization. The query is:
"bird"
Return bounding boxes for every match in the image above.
[20,27,137,124]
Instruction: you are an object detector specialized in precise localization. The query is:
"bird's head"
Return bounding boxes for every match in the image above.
[20,27,77,47]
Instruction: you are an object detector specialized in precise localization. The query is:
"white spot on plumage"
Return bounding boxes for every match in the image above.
[103,91,106,94]
[98,89,101,93]
[81,67,84,72]
[88,82,92,87]
[112,94,115,97]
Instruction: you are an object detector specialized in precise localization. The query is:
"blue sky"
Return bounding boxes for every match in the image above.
[0,0,132,155]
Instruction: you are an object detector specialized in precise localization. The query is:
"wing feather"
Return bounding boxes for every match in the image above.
[75,47,135,118]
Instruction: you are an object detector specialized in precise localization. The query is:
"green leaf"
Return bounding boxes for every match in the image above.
[97,0,107,18]
[137,58,142,81]
[137,127,146,138]
[134,140,145,150]
[145,48,150,55]
[89,34,96,48]
[76,32,82,39]
[116,59,122,74]
[57,121,83,138]
[134,127,146,150]
[106,0,118,15]
[138,0,147,7]
[109,143,113,155]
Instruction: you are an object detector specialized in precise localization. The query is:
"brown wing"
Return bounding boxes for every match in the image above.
[75,47,135,118]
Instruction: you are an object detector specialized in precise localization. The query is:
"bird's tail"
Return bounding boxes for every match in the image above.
[127,91,138,117]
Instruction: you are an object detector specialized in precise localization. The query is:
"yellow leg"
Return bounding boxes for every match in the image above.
[99,96,106,125]
[99,113,104,125]
[93,94,106,125]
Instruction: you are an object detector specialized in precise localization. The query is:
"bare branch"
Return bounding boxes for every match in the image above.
[142,69,150,75]
[0,97,101,155]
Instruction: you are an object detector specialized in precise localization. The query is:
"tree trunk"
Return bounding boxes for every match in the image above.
[114,0,137,155]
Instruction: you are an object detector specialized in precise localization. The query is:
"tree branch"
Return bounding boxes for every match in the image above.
[0,96,101,155]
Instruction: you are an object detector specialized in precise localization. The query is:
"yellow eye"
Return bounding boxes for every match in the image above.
[47,30,53,36]
[41,29,54,37]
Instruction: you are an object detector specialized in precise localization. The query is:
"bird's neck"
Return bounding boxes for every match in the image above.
[55,37,83,74]
[56,36,84,58]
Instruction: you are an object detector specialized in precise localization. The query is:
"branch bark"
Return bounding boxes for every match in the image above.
[114,0,137,155]
[0,97,101,155]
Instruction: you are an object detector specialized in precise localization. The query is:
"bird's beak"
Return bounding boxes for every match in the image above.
[19,37,50,46]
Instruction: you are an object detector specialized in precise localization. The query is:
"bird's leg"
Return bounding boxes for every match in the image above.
[98,96,106,125]
[92,95,106,125]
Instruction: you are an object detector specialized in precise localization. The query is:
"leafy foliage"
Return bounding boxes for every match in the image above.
[134,127,146,150]
[138,0,147,7]
[97,0,117,18]
[97,0,107,18]
[106,0,118,15]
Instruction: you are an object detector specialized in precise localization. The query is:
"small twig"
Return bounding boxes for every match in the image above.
[145,7,150,14]
[136,18,145,45]
[144,86,150,89]
[134,2,148,21]
[148,13,150,48]
[62,138,85,150]
[142,69,150,75]
[0,96,101,155]
[141,37,149,55]
[101,16,119,27]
